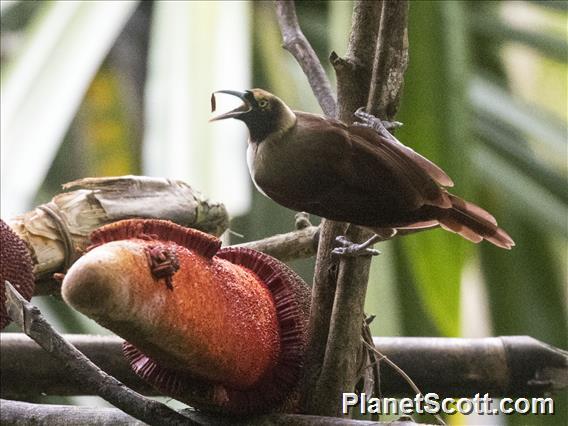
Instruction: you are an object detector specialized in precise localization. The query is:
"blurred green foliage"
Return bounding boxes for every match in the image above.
[1,0,566,422]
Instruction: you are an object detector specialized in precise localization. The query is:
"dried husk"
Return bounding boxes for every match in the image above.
[6,176,229,293]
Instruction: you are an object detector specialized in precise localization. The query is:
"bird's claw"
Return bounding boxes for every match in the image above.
[332,235,381,257]
[353,107,403,133]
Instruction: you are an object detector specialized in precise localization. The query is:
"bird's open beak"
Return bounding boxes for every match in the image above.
[209,90,252,121]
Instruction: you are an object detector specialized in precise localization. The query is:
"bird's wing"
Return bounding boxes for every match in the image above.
[295,113,452,210]
[347,125,452,208]
[349,124,454,187]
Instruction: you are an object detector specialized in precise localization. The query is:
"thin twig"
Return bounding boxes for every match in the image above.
[32,222,434,297]
[274,0,336,117]
[361,317,381,401]
[363,340,446,426]
[232,223,434,262]
[4,281,196,426]
[233,225,319,262]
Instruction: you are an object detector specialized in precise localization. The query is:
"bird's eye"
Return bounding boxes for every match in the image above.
[258,99,268,109]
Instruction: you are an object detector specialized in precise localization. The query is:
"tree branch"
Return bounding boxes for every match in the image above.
[3,334,566,398]
[273,2,345,414]
[274,0,336,117]
[3,281,195,425]
[234,225,319,262]
[331,0,383,121]
[0,399,146,426]
[306,0,391,416]
[31,222,433,297]
[367,1,410,118]
[275,0,412,417]
[273,0,412,417]
[0,399,427,426]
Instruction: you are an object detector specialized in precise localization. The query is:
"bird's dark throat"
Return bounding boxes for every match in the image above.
[240,111,279,143]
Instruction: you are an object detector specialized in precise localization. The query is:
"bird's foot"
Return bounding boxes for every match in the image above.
[353,107,403,136]
[332,235,381,257]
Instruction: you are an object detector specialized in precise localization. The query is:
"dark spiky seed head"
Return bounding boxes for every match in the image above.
[1,219,35,329]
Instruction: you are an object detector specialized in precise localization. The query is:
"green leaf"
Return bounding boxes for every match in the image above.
[395,1,473,337]
[527,0,568,12]
[0,0,19,15]
[143,1,252,217]
[1,1,138,217]
[471,144,568,235]
[401,232,466,337]
[470,77,567,159]
[470,12,568,62]
[473,113,568,204]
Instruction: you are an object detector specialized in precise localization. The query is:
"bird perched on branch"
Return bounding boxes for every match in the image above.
[210,89,514,255]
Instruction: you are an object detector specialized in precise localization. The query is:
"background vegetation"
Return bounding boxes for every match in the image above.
[1,1,566,424]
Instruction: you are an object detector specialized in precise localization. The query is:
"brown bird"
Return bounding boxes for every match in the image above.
[210,89,514,255]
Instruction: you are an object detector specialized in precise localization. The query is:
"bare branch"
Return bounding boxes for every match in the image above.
[0,399,146,425]
[272,0,388,415]
[367,1,410,118]
[3,281,195,425]
[233,225,319,262]
[0,399,427,426]
[273,0,412,417]
[0,333,154,397]
[306,0,385,416]
[300,0,384,407]
[307,1,412,417]
[274,0,336,117]
[3,334,565,399]
[331,0,383,122]
[300,220,346,410]
[31,222,432,297]
[310,227,373,416]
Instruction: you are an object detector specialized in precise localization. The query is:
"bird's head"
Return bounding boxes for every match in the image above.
[210,89,296,142]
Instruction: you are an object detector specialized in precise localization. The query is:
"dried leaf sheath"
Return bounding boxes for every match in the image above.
[7,176,228,287]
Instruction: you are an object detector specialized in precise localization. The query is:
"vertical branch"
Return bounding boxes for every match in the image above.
[331,0,383,123]
[305,0,383,416]
[275,0,410,417]
[274,0,336,117]
[273,1,344,411]
[368,1,410,119]
[311,0,410,417]
[310,224,373,416]
[301,219,347,410]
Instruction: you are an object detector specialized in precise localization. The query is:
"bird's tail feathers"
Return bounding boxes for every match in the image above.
[438,194,515,249]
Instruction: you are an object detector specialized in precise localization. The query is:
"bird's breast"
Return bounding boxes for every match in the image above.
[246,138,327,205]
[246,143,268,197]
